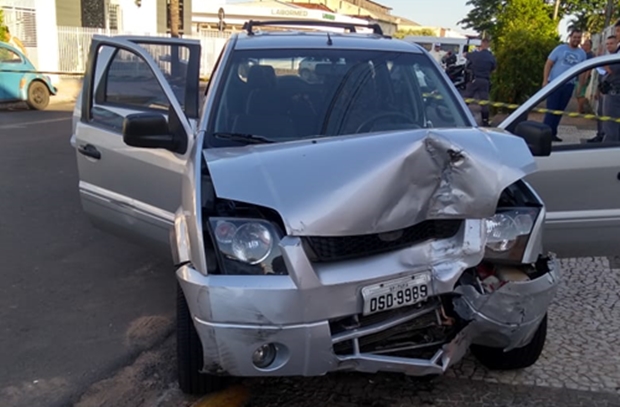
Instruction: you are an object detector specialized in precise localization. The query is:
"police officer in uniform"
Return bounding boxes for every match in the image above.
[601,20,620,142]
[463,38,496,126]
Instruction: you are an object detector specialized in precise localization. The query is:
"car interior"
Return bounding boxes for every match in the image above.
[209,53,464,146]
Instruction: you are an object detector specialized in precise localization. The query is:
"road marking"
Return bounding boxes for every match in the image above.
[192,384,251,407]
[0,117,71,130]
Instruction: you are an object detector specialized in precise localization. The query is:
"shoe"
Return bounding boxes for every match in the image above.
[552,136,563,142]
[586,135,603,143]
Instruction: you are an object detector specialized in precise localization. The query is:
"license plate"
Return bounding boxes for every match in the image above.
[361,272,432,316]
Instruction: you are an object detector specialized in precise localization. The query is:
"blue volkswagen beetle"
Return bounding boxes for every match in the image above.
[0,41,57,110]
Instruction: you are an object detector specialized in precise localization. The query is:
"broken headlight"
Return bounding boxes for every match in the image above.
[208,218,288,275]
[484,207,541,262]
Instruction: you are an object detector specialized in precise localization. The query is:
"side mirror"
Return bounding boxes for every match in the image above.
[513,120,552,157]
[122,113,177,151]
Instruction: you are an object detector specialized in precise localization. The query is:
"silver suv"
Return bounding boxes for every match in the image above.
[70,20,619,395]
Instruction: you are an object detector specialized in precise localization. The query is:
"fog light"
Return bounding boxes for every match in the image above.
[252,343,276,368]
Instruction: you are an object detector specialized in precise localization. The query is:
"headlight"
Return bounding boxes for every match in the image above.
[484,207,541,262]
[208,218,287,275]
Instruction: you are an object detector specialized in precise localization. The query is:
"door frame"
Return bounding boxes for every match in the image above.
[76,35,201,253]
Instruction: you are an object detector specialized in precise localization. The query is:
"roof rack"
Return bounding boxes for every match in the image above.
[241,19,384,36]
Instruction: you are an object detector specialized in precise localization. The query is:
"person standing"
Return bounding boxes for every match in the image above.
[600,20,620,143]
[462,37,496,126]
[542,29,588,142]
[429,43,444,65]
[576,39,596,114]
[588,35,618,143]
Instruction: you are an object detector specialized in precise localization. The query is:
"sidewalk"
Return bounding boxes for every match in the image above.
[52,77,83,104]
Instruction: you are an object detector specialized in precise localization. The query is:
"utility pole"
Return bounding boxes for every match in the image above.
[553,0,561,21]
[169,0,181,79]
[604,0,615,29]
[170,0,180,38]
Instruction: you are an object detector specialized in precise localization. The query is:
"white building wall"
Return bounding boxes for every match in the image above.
[112,0,158,33]
[33,0,59,83]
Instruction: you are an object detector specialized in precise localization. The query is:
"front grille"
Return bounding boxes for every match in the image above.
[329,301,450,357]
[303,219,462,262]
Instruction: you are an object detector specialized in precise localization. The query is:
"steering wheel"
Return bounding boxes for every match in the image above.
[355,111,420,133]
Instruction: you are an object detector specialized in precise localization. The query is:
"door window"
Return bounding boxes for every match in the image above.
[0,48,22,64]
[104,48,170,111]
[90,43,192,132]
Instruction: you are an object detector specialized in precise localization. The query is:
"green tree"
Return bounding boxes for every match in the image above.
[459,0,611,36]
[0,9,7,42]
[490,0,560,105]
[393,28,437,39]
[567,1,620,33]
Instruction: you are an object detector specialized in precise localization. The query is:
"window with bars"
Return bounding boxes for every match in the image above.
[1,6,37,47]
[106,2,121,31]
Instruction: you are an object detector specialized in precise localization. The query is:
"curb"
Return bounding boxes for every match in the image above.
[190,384,250,407]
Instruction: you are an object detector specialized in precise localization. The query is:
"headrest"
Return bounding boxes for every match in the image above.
[247,65,277,89]
[314,63,350,77]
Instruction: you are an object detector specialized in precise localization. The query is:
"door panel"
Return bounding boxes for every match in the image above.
[499,54,620,257]
[0,46,27,101]
[75,35,201,252]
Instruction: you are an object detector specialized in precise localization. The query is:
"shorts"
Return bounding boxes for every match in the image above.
[577,76,591,98]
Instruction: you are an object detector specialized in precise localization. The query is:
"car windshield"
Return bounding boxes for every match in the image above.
[208,48,471,146]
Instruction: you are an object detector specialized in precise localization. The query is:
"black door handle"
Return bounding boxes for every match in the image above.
[78,144,101,160]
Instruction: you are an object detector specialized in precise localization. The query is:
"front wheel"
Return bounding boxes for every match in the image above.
[177,283,228,395]
[470,314,547,370]
[26,81,50,110]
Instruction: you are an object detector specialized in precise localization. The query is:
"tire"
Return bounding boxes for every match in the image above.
[470,314,548,370]
[177,283,228,395]
[26,81,50,110]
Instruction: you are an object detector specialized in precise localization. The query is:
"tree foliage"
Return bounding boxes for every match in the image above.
[459,0,613,36]
[393,28,437,38]
[0,9,7,42]
[490,0,560,105]
[567,1,620,34]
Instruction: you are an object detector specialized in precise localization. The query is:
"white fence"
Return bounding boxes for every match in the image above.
[56,26,231,78]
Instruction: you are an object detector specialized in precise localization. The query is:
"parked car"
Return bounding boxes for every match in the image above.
[0,41,57,110]
[298,56,345,81]
[70,22,620,396]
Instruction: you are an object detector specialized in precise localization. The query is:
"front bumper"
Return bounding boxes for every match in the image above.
[177,221,560,377]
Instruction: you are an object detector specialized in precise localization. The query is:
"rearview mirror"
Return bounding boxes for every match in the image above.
[513,121,552,157]
[122,113,177,151]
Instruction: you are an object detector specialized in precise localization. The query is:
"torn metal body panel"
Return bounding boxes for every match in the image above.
[177,204,560,377]
[203,128,537,236]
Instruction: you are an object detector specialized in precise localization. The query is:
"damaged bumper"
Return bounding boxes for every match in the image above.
[453,258,560,351]
[177,219,560,377]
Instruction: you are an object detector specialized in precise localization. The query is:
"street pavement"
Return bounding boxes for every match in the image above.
[0,103,175,407]
[1,103,619,407]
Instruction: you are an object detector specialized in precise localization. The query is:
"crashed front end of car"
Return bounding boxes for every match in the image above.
[175,127,560,378]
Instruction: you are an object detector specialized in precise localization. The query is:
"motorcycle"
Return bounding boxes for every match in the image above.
[445,61,471,91]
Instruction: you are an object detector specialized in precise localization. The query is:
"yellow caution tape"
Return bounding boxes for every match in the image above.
[423,93,620,124]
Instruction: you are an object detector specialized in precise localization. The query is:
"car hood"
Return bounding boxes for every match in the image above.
[203,128,537,237]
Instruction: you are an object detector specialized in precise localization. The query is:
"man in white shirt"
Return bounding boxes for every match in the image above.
[429,43,444,65]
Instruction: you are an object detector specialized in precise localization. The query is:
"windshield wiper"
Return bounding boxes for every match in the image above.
[213,132,274,144]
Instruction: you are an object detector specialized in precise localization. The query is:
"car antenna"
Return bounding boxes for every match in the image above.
[327,32,333,46]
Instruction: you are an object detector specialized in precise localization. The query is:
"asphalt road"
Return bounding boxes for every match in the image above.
[0,103,175,407]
